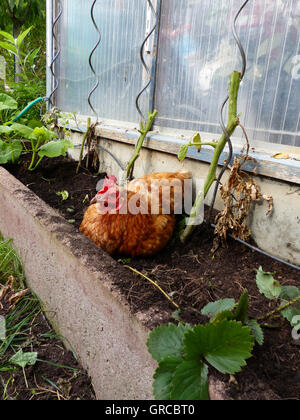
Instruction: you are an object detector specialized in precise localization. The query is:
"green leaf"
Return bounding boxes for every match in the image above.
[0,93,18,111]
[183,320,254,374]
[201,298,236,319]
[0,41,18,55]
[246,320,264,346]
[153,357,182,400]
[256,266,282,300]
[38,139,73,159]
[10,123,34,139]
[0,125,13,135]
[178,144,189,162]
[0,140,22,164]
[170,360,209,401]
[30,126,57,141]
[233,290,249,324]
[192,133,201,143]
[0,30,15,43]
[24,47,40,67]
[212,310,235,324]
[280,286,300,301]
[56,190,69,201]
[9,349,38,369]
[192,133,202,151]
[279,286,300,326]
[147,323,191,363]
[16,26,33,48]
[27,119,44,129]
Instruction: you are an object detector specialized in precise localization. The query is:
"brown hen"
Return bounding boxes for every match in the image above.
[80,171,191,257]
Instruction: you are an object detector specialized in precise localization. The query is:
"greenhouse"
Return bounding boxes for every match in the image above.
[0,0,299,401]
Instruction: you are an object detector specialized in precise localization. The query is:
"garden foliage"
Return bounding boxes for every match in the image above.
[148,268,300,400]
[0,92,73,169]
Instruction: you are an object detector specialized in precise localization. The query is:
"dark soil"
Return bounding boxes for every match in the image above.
[5,154,300,400]
[0,309,95,400]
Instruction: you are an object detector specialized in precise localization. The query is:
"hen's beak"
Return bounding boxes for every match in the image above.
[90,195,97,205]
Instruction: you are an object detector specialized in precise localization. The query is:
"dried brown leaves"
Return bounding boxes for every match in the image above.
[214,156,273,246]
[0,276,28,315]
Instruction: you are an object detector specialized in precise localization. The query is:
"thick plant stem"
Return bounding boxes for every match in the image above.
[28,136,43,171]
[126,110,158,180]
[76,117,91,174]
[8,139,15,164]
[180,71,241,243]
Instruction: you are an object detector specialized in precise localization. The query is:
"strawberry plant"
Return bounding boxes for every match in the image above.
[147,291,255,400]
[147,318,254,400]
[147,269,300,400]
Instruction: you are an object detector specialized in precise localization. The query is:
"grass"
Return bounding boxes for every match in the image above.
[0,235,25,288]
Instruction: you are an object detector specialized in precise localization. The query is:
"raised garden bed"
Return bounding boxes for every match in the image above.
[1,154,300,400]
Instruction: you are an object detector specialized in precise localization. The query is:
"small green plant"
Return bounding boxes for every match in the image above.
[126,110,158,180]
[147,317,254,400]
[178,71,242,243]
[56,190,69,201]
[26,126,73,171]
[255,267,300,326]
[147,291,255,400]
[0,26,40,81]
[0,92,18,124]
[0,94,73,169]
[201,290,264,346]
[0,25,46,120]
[147,267,300,400]
[8,349,38,388]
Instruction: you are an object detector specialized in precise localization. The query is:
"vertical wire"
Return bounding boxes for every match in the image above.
[49,0,63,107]
[278,12,300,145]
[135,0,159,123]
[253,0,280,142]
[88,0,101,121]
[267,0,293,145]
[208,0,250,221]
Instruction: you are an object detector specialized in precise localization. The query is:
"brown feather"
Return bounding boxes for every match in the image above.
[80,171,191,257]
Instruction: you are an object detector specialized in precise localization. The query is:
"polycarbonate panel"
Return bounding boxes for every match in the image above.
[154,0,300,146]
[55,0,147,123]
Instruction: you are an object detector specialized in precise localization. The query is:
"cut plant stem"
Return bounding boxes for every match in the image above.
[124,265,180,310]
[256,295,300,322]
[180,70,241,243]
[76,117,91,174]
[126,110,158,180]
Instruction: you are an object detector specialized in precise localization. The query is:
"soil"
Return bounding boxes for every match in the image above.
[0,309,95,400]
[4,154,300,401]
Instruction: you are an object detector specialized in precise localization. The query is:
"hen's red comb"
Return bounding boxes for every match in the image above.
[98,175,118,195]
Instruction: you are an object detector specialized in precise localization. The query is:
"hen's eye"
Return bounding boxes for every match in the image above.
[104,201,109,207]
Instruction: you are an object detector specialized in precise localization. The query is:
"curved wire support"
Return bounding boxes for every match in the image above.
[98,145,125,171]
[208,0,250,221]
[88,0,101,121]
[49,0,63,107]
[135,0,159,122]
